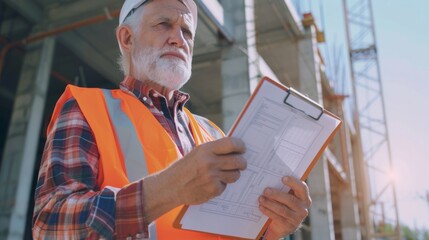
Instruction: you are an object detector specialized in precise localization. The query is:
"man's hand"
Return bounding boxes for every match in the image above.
[174,137,247,205]
[142,137,246,222]
[258,176,312,240]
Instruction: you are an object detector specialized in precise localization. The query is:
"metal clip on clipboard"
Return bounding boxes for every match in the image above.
[284,88,324,120]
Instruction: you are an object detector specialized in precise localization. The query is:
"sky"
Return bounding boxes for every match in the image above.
[297,0,429,231]
[372,0,429,230]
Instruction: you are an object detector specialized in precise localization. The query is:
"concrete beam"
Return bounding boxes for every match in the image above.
[325,149,347,182]
[59,31,121,85]
[3,0,43,23]
[281,0,304,35]
[195,0,233,43]
[254,0,303,41]
[0,18,30,37]
[4,0,121,85]
[46,0,122,26]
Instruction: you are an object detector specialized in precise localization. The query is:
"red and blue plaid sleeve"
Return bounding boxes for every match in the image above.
[33,97,149,239]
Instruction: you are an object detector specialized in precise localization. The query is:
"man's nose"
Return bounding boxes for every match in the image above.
[167,27,186,47]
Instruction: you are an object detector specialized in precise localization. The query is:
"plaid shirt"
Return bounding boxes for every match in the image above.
[33,77,220,239]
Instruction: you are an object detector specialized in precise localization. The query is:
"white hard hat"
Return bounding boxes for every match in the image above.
[119,0,149,25]
[119,0,198,27]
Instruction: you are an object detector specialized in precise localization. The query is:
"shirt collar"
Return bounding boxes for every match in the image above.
[119,76,190,109]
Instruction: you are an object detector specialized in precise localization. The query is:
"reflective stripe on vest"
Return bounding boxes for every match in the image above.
[103,90,158,240]
[102,89,148,182]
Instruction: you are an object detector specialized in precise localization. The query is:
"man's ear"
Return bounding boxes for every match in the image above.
[116,25,134,54]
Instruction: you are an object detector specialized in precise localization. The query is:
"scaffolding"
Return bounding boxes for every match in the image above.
[342,0,401,239]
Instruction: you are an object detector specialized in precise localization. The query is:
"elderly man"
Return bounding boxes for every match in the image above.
[33,0,311,239]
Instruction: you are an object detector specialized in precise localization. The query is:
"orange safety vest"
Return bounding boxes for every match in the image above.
[48,85,237,239]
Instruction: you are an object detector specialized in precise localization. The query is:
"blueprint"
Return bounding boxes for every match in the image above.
[177,78,341,239]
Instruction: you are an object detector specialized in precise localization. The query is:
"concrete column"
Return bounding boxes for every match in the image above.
[219,0,258,130]
[340,185,361,240]
[307,158,335,240]
[0,33,55,239]
[298,26,335,240]
[340,124,362,240]
[298,26,323,104]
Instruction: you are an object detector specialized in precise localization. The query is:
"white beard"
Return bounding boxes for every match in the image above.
[131,46,192,90]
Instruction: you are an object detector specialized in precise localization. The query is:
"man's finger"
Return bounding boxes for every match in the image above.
[208,137,246,155]
[220,170,241,184]
[283,177,311,206]
[258,198,297,228]
[217,155,247,171]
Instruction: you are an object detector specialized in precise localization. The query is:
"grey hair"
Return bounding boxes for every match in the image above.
[117,5,145,76]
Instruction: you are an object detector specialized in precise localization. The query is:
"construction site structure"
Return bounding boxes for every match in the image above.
[342,0,401,238]
[0,0,395,239]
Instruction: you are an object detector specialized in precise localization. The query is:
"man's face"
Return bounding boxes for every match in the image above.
[131,0,196,90]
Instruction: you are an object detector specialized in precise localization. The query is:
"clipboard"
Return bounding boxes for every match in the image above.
[174,77,342,239]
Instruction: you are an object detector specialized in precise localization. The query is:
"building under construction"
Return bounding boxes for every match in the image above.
[0,0,400,239]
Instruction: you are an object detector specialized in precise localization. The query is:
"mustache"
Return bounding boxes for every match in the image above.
[158,47,190,62]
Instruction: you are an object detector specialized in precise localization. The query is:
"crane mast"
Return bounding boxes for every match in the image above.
[342,0,401,239]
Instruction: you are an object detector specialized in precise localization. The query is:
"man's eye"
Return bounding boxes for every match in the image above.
[182,28,193,38]
[159,22,170,27]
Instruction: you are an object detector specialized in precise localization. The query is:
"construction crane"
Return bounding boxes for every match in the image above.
[341,0,401,239]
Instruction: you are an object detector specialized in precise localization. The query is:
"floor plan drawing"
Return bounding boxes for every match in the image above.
[177,78,341,239]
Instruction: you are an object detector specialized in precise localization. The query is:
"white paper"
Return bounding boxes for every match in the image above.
[179,79,341,239]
